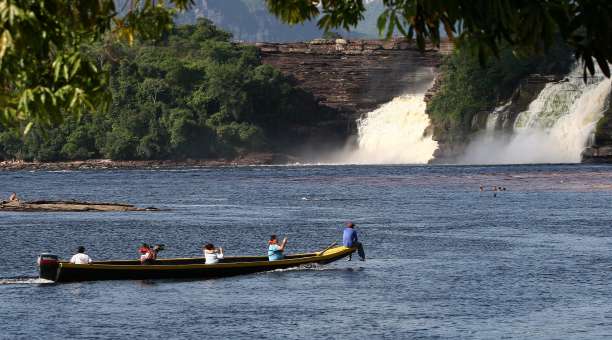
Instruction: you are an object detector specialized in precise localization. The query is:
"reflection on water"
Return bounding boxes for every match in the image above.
[1,164,612,339]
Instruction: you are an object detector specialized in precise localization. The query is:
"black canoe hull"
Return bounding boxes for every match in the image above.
[40,246,355,283]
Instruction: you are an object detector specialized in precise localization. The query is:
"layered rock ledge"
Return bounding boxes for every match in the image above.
[252,38,452,119]
[0,200,160,212]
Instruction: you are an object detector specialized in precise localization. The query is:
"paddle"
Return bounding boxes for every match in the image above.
[317,242,338,256]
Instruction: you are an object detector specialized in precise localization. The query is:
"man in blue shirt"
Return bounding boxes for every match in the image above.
[343,222,365,261]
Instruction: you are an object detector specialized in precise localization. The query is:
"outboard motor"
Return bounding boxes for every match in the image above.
[37,253,59,281]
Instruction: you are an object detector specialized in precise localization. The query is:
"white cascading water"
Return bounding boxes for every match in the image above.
[461,64,611,164]
[338,94,438,164]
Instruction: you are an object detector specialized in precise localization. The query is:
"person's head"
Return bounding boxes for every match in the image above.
[77,246,85,253]
[141,243,149,249]
[269,234,277,244]
[346,221,355,228]
[204,243,214,251]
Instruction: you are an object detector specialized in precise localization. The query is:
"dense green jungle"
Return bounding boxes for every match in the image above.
[0,19,333,161]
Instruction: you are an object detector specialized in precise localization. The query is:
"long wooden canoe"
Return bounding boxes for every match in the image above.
[38,246,356,283]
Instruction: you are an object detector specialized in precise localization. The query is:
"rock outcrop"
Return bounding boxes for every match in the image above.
[0,200,161,212]
[253,38,452,121]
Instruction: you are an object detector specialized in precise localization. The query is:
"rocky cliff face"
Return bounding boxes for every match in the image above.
[246,38,452,152]
[253,38,451,125]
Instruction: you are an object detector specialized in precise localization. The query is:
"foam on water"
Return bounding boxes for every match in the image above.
[0,277,53,285]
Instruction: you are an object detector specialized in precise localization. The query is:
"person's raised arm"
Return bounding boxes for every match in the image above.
[278,237,288,251]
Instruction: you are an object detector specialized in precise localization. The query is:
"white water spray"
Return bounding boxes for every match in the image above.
[337,94,438,164]
[461,64,611,164]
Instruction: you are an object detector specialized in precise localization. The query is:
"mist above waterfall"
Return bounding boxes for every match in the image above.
[331,94,438,164]
[460,64,611,164]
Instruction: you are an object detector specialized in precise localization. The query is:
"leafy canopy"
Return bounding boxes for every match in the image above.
[0,18,332,162]
[266,0,612,80]
[0,0,192,132]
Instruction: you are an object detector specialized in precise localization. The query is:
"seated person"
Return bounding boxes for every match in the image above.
[139,243,150,263]
[138,243,150,257]
[70,246,92,264]
[268,234,288,261]
[343,222,365,261]
[140,244,158,265]
[203,243,224,264]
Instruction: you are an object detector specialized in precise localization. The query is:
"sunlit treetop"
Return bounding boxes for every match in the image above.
[0,0,192,133]
[266,0,612,80]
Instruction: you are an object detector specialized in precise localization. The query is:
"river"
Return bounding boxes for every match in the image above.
[2,164,612,339]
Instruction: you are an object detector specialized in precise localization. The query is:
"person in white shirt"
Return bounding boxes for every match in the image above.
[70,246,92,264]
[203,243,224,264]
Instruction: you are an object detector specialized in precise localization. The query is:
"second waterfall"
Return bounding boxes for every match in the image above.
[337,94,438,164]
[461,64,611,164]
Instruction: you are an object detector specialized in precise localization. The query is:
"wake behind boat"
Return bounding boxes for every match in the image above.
[37,245,356,283]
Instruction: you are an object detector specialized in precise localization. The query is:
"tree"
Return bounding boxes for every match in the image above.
[0,0,192,132]
[0,18,335,161]
[266,0,612,80]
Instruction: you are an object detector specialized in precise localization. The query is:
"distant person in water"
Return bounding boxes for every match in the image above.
[492,186,497,197]
[343,222,365,261]
[203,243,224,264]
[268,234,288,261]
[70,246,92,264]
[479,186,484,192]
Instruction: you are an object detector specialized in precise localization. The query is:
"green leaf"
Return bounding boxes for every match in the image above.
[23,121,33,135]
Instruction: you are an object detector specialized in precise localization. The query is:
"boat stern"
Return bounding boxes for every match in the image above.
[37,253,59,281]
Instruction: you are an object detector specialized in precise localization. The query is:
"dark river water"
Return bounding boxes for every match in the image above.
[2,164,612,339]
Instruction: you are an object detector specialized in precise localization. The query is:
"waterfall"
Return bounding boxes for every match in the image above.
[338,94,438,164]
[486,101,511,131]
[461,64,611,164]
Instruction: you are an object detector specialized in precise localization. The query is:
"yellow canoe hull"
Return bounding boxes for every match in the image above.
[41,246,356,282]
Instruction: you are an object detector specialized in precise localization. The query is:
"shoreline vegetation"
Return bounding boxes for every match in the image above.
[0,19,334,164]
[0,153,295,171]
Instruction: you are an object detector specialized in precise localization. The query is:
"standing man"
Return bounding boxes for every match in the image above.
[343,222,365,261]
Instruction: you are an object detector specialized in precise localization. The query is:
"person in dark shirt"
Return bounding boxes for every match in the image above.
[342,222,365,261]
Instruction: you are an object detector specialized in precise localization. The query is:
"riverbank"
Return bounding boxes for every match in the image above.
[0,153,295,171]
